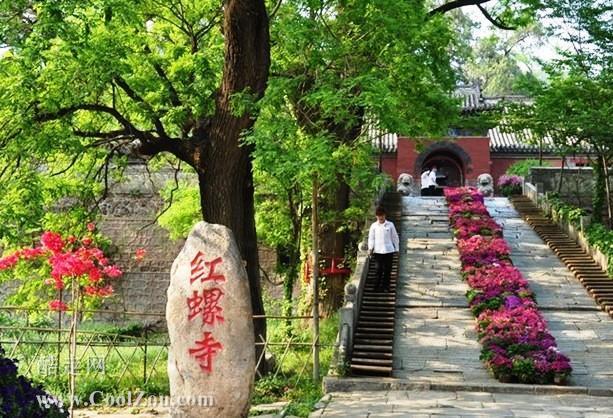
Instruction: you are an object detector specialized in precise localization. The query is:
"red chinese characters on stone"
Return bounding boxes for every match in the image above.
[188,332,223,373]
[186,288,225,325]
[190,251,225,284]
[187,251,226,374]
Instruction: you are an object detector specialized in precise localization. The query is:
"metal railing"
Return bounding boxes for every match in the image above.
[0,307,332,392]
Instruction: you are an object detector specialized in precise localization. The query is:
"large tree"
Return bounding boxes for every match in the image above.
[505,0,612,225]
[0,0,270,357]
[0,0,545,352]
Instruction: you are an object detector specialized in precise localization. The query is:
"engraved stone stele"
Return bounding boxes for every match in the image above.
[477,173,494,197]
[396,173,415,196]
[167,221,254,418]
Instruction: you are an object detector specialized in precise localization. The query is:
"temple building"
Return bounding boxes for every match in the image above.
[373,84,590,190]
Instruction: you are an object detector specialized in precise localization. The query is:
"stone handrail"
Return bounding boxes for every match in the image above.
[329,181,393,376]
[329,239,371,376]
[523,181,610,275]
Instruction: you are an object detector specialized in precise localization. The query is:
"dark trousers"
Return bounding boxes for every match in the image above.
[374,252,394,289]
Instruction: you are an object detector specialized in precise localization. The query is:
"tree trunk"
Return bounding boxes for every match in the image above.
[593,156,605,224]
[195,0,270,374]
[557,155,566,195]
[602,155,613,229]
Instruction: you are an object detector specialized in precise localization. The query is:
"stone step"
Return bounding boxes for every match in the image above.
[355,329,394,336]
[350,357,393,366]
[361,301,396,307]
[349,364,392,376]
[357,319,394,329]
[352,351,393,359]
[354,338,394,345]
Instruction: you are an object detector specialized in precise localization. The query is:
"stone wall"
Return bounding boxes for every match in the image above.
[96,164,279,324]
[90,164,187,325]
[528,166,613,210]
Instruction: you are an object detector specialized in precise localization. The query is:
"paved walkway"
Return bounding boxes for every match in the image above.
[315,197,613,417]
[393,197,490,384]
[311,389,613,417]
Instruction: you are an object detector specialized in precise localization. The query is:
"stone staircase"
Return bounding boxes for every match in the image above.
[511,196,613,318]
[320,195,613,417]
[349,192,401,377]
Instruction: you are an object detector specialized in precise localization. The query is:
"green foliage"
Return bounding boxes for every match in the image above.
[0,346,68,418]
[585,223,613,277]
[252,313,338,417]
[547,195,588,224]
[511,357,536,383]
[0,0,224,246]
[462,24,545,96]
[592,158,606,224]
[157,181,201,240]
[505,2,612,162]
[546,195,612,277]
[506,159,550,177]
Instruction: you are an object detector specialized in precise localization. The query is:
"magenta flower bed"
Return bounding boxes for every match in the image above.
[444,187,572,384]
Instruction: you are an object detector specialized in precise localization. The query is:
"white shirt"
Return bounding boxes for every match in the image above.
[368,220,399,254]
[429,170,438,187]
[420,170,430,189]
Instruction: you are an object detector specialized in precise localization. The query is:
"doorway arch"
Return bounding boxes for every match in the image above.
[415,142,471,188]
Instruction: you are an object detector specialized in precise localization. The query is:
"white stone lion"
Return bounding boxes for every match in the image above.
[396,173,415,196]
[477,173,494,197]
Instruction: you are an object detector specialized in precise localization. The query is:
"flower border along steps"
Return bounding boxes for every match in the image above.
[350,192,401,377]
[445,187,572,385]
[511,196,613,318]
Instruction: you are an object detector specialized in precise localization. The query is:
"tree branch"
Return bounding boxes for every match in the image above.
[36,103,197,166]
[428,0,491,16]
[138,160,182,232]
[73,128,129,139]
[477,4,516,30]
[112,76,169,139]
[144,45,183,108]
[35,104,138,134]
[269,0,283,20]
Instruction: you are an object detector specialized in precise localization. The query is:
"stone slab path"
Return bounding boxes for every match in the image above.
[311,389,613,417]
[315,197,613,417]
[393,196,491,384]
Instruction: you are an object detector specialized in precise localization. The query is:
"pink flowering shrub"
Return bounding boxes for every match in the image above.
[445,188,572,384]
[444,187,484,204]
[457,236,510,265]
[0,227,122,311]
[498,175,522,197]
[449,201,491,219]
[452,216,503,240]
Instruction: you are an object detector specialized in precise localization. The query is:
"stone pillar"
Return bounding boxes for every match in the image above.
[167,222,255,417]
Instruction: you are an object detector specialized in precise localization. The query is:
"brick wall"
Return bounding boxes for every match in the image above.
[393,137,490,186]
[490,156,563,185]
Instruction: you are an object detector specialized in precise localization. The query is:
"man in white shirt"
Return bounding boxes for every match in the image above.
[420,169,431,196]
[420,165,438,196]
[368,207,400,292]
[428,165,438,195]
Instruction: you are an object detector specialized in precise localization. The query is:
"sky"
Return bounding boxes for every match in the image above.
[463,4,570,63]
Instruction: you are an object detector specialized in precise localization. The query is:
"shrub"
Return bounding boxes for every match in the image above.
[445,187,572,384]
[497,175,522,197]
[0,346,68,418]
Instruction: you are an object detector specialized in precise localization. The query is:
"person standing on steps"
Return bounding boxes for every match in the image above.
[420,165,438,196]
[428,165,438,196]
[368,206,400,292]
